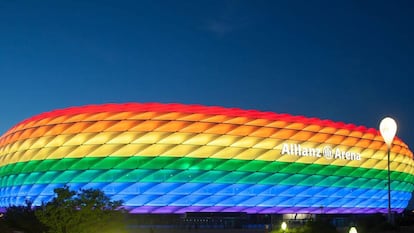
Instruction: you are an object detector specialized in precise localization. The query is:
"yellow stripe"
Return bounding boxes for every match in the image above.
[1,135,413,174]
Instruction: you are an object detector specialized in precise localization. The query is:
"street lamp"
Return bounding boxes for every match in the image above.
[281,221,287,232]
[379,117,397,224]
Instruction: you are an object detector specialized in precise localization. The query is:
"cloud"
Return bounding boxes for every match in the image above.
[203,1,253,37]
[206,20,237,36]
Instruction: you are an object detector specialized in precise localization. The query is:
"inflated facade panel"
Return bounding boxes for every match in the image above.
[0,103,413,214]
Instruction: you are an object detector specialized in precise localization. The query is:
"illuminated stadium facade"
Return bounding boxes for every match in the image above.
[0,103,413,214]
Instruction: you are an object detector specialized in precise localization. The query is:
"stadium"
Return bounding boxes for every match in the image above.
[0,103,413,215]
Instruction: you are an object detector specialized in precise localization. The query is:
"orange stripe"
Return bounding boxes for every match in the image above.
[1,119,412,159]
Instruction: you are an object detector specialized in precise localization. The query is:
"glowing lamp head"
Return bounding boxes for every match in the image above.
[281,221,287,231]
[379,117,397,148]
[349,226,358,233]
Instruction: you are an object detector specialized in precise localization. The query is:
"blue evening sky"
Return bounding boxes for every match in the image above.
[1,0,413,149]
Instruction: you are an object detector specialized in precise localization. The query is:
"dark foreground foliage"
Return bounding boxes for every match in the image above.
[4,201,46,233]
[35,185,128,233]
[2,186,127,233]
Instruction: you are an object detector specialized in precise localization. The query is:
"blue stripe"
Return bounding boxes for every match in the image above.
[0,182,411,210]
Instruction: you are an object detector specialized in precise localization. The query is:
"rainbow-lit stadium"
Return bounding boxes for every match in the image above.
[0,103,413,214]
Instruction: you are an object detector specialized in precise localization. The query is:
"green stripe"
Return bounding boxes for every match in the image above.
[1,156,413,182]
[0,156,413,192]
[1,168,413,192]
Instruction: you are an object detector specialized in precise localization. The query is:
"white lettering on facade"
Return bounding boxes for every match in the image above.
[281,143,361,161]
[281,144,321,157]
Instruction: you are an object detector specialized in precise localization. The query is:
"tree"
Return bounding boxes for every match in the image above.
[35,186,127,233]
[4,200,46,233]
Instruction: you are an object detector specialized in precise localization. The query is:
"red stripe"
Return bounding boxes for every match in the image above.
[7,102,379,135]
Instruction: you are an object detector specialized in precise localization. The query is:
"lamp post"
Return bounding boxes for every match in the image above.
[379,117,397,225]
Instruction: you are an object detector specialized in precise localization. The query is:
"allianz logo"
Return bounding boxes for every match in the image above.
[281,143,361,161]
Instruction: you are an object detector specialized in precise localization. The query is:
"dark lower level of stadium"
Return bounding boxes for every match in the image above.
[128,212,272,230]
[125,211,414,233]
